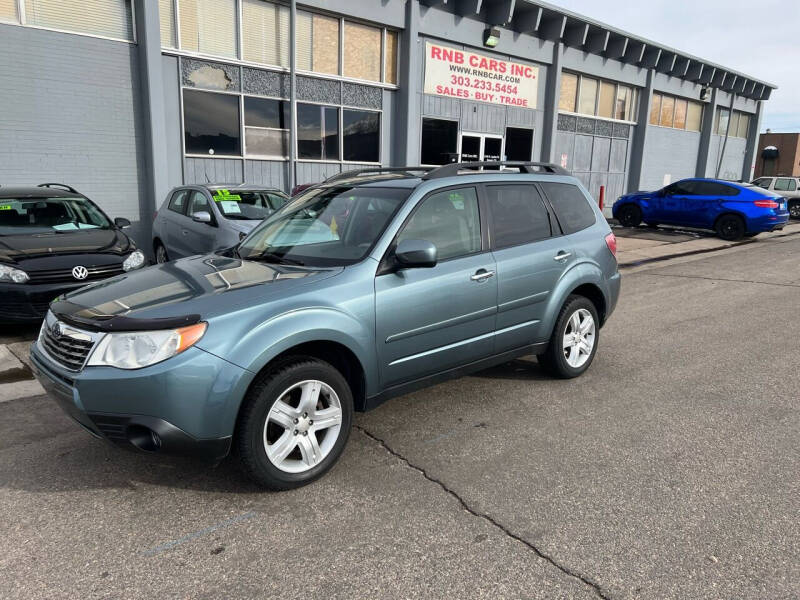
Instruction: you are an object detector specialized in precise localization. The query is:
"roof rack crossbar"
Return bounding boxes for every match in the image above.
[422,161,571,179]
[324,167,435,183]
[37,182,79,194]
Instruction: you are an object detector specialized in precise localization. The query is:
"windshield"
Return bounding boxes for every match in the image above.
[237,186,410,266]
[211,189,289,220]
[0,197,112,235]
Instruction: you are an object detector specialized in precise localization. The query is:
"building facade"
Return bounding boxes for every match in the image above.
[0,0,775,251]
[753,132,800,178]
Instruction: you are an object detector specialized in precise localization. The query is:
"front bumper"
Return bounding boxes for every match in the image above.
[30,343,254,462]
[0,280,85,322]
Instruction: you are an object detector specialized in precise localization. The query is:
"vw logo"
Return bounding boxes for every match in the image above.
[72,265,88,280]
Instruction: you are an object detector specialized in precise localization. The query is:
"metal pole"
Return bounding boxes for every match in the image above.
[715,92,736,179]
[289,0,297,193]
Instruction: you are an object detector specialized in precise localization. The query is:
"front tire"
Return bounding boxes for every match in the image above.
[715,214,745,241]
[617,204,642,227]
[538,296,599,379]
[236,357,353,490]
[154,241,169,264]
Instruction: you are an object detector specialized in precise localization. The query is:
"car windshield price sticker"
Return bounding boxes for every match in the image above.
[0,204,12,210]
[424,42,538,108]
[214,189,241,202]
[219,200,241,214]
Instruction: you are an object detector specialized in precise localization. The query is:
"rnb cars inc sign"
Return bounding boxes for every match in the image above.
[423,42,539,109]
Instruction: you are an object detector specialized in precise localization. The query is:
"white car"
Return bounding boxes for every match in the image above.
[751,176,800,219]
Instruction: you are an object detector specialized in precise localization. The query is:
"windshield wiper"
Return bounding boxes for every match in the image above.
[248,252,305,266]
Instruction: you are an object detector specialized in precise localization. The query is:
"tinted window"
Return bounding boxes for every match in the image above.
[0,197,111,235]
[183,89,241,156]
[187,191,211,216]
[774,178,797,192]
[539,183,597,234]
[505,127,533,161]
[168,190,188,214]
[421,118,458,165]
[297,104,339,160]
[486,184,551,248]
[694,182,739,196]
[665,181,699,195]
[753,178,771,189]
[343,110,380,162]
[398,187,481,261]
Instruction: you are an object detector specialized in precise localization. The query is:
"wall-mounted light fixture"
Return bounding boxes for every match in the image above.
[700,87,711,101]
[483,27,501,48]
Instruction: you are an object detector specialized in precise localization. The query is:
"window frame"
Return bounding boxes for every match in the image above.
[538,181,598,235]
[559,71,639,124]
[168,188,190,215]
[774,178,796,192]
[243,94,290,160]
[182,87,243,157]
[5,0,137,43]
[420,117,460,167]
[482,182,555,251]
[341,108,382,164]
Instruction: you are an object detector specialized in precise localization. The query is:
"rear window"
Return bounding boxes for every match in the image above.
[539,182,597,234]
[0,197,111,235]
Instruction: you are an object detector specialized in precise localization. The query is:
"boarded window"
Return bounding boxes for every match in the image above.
[673,99,688,130]
[578,77,598,116]
[159,0,176,48]
[180,0,237,58]
[598,81,615,119]
[343,21,382,82]
[686,101,703,132]
[559,73,578,112]
[242,0,289,66]
[1,0,19,22]
[659,95,675,127]
[297,11,339,74]
[385,30,399,84]
[23,0,134,40]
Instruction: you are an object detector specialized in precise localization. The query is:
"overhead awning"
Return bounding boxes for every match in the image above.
[761,146,779,159]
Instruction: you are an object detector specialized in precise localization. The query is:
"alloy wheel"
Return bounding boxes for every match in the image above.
[562,309,596,368]
[156,245,168,264]
[790,202,800,219]
[263,380,343,474]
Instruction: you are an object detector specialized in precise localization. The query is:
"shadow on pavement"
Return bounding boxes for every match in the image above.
[473,356,551,381]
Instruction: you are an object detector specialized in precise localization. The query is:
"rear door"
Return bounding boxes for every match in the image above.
[486,182,573,351]
[375,186,497,388]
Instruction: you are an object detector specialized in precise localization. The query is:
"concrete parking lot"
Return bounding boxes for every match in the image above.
[1,234,798,599]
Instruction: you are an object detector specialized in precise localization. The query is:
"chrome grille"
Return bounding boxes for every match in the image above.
[27,264,124,284]
[38,314,101,371]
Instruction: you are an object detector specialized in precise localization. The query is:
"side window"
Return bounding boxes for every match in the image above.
[774,178,796,192]
[187,191,211,216]
[267,193,288,210]
[168,190,188,214]
[539,182,597,234]
[397,187,481,261]
[753,178,771,189]
[486,184,551,248]
[697,182,739,196]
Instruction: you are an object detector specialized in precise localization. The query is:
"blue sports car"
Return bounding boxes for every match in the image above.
[613,178,790,240]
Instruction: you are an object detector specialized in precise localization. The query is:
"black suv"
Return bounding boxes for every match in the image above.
[0,184,145,322]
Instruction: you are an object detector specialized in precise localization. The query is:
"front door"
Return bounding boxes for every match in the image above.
[375,186,497,388]
[460,133,504,165]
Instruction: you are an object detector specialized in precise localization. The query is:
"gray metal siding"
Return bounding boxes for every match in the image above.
[162,55,184,193]
[707,136,748,180]
[0,24,147,243]
[184,158,243,184]
[640,126,701,190]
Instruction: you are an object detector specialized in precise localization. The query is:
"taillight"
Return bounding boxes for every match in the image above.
[754,199,779,208]
[605,232,617,258]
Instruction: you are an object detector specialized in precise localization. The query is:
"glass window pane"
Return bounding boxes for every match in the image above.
[183,89,241,156]
[297,104,322,159]
[686,101,703,132]
[187,191,211,215]
[245,128,288,158]
[615,86,630,121]
[398,187,481,261]
[159,0,176,47]
[539,182,596,235]
[180,0,237,58]
[242,0,289,66]
[578,77,598,116]
[23,0,133,40]
[649,94,662,125]
[659,95,675,128]
[421,118,458,165]
[737,113,750,138]
[168,190,188,213]
[486,185,551,247]
[728,111,739,137]
[598,82,615,119]
[343,21,382,81]
[244,97,288,129]
[385,30,399,84]
[343,110,380,162]
[313,13,341,75]
[559,73,578,112]
[716,108,729,135]
[628,88,638,121]
[323,107,340,160]
[1,0,19,22]
[673,99,688,130]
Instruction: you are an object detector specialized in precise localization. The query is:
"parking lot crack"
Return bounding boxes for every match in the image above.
[357,426,611,600]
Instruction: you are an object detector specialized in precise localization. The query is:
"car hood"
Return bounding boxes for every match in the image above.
[0,228,132,264]
[225,219,262,234]
[50,254,343,330]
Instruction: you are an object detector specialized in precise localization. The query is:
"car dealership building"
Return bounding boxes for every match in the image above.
[0,0,776,249]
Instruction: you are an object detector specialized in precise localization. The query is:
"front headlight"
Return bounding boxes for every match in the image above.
[0,264,30,283]
[87,322,207,369]
[122,250,146,272]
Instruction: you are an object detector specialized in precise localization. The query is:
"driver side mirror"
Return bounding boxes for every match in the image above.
[395,239,437,269]
[191,211,212,224]
[114,217,131,229]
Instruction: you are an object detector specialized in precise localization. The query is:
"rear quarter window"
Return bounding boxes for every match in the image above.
[539,182,597,234]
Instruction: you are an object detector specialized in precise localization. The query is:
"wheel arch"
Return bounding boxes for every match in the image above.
[541,262,611,337]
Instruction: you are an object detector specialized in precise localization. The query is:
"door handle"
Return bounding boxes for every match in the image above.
[181,229,188,235]
[553,251,572,261]
[470,269,495,281]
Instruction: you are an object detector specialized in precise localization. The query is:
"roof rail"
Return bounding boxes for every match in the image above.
[38,182,79,194]
[324,167,434,183]
[422,161,571,179]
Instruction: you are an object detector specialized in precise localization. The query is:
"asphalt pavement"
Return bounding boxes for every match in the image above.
[0,235,798,599]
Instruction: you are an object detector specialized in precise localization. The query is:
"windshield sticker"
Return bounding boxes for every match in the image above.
[449,193,465,210]
[0,204,13,211]
[214,189,241,202]
[219,200,241,214]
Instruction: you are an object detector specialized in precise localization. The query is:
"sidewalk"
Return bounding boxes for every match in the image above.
[614,221,800,267]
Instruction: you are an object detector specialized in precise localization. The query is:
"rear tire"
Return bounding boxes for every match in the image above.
[236,357,353,490]
[789,201,800,220]
[715,214,745,241]
[617,204,642,228]
[538,295,600,379]
[154,241,169,264]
